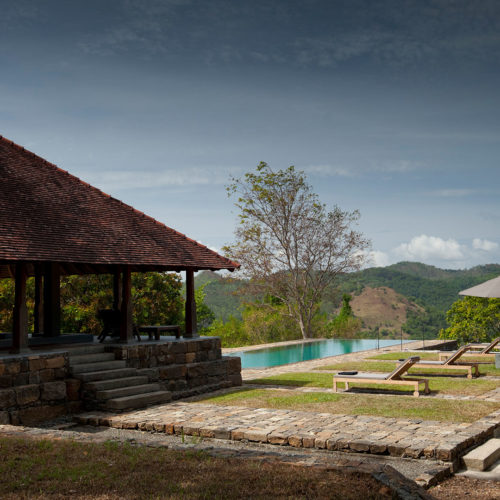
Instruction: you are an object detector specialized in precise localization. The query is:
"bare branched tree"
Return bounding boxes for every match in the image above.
[223,162,370,339]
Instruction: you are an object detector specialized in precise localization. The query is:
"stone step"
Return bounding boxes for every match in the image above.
[71,360,127,374]
[105,391,172,411]
[463,438,500,471]
[96,383,162,401]
[85,376,149,392]
[69,353,116,366]
[76,368,138,383]
[65,344,106,356]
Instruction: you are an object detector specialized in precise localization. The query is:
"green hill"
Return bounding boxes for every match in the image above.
[196,262,500,337]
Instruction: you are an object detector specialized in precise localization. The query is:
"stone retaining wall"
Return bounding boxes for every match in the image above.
[107,337,242,399]
[0,352,76,425]
[0,337,242,423]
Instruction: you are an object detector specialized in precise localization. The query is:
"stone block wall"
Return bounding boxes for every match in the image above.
[107,337,242,399]
[0,352,76,425]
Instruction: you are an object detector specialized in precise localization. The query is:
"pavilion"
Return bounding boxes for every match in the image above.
[0,135,239,353]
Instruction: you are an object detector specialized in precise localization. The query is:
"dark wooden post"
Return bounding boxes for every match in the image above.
[113,268,123,312]
[119,266,133,343]
[43,262,61,337]
[11,262,29,354]
[33,265,44,335]
[184,269,197,338]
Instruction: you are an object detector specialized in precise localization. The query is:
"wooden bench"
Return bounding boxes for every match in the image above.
[137,325,181,340]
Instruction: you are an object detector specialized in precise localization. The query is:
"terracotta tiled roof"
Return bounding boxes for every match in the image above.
[0,135,239,273]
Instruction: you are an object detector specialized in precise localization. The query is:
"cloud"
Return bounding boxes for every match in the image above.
[365,250,390,268]
[304,164,356,177]
[472,238,498,252]
[428,189,477,197]
[303,160,418,178]
[79,167,230,190]
[394,235,465,261]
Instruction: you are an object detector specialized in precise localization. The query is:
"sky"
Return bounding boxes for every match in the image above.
[1,0,499,270]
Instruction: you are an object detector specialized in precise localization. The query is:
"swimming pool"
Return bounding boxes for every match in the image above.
[232,339,410,368]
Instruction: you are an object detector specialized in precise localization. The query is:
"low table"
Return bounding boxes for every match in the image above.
[137,325,181,340]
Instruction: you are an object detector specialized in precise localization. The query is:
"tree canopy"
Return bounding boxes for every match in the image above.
[0,272,187,335]
[439,296,500,344]
[224,162,369,339]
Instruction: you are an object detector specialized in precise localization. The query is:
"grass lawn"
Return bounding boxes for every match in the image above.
[0,436,389,499]
[248,371,500,396]
[316,360,500,377]
[199,388,499,423]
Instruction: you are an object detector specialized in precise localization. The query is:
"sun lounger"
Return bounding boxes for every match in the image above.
[333,356,429,397]
[439,338,499,361]
[416,345,479,378]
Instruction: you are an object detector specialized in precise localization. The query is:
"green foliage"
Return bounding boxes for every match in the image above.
[326,294,362,338]
[61,275,114,334]
[208,303,302,347]
[0,272,184,335]
[194,284,216,332]
[403,306,446,340]
[439,296,500,344]
[131,273,184,329]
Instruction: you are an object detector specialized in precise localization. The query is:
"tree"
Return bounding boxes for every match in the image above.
[224,162,370,339]
[194,284,216,332]
[439,296,500,344]
[327,294,362,338]
[0,272,183,335]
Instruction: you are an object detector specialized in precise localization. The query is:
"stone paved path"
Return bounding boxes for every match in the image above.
[74,341,499,470]
[75,401,500,464]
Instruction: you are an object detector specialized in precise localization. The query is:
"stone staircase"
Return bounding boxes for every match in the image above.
[68,345,171,411]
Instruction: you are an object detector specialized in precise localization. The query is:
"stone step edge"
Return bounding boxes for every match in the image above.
[462,438,500,471]
[69,353,116,365]
[84,376,150,391]
[96,383,162,400]
[104,391,172,411]
[74,367,138,382]
[70,360,127,374]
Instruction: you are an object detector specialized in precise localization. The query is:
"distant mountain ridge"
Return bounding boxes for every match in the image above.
[194,262,500,337]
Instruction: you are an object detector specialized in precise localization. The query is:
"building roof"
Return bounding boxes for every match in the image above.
[0,135,239,277]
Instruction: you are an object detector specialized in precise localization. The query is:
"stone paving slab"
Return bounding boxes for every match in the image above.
[74,401,500,464]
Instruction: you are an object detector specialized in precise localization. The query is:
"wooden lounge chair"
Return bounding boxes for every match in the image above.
[416,345,479,378]
[333,356,429,397]
[439,337,500,361]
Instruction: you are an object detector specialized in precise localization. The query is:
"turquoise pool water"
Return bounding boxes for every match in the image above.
[232,339,409,368]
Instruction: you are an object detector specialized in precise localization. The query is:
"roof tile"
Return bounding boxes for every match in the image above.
[0,135,239,272]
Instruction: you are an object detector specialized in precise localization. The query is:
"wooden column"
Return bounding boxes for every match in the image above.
[33,265,44,335]
[119,266,133,343]
[113,268,122,311]
[43,262,60,337]
[11,263,29,354]
[184,269,198,338]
